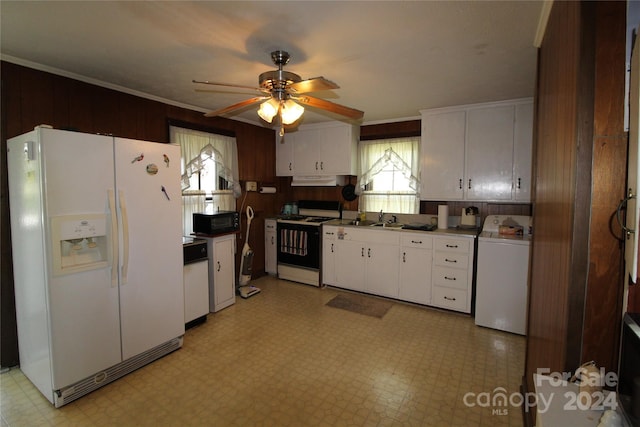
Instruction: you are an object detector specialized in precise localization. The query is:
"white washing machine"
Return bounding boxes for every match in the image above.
[475,215,532,335]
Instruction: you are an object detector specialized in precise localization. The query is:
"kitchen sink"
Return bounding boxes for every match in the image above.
[370,222,403,228]
[382,223,404,228]
[349,219,377,226]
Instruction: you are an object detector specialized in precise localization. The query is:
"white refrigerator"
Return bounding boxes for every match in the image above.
[7,126,185,407]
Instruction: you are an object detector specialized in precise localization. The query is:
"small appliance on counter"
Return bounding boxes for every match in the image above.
[193,210,239,235]
[460,206,479,227]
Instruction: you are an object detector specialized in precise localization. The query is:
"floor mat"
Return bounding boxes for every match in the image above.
[326,293,393,318]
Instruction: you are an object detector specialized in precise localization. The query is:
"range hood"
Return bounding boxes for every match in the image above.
[291,175,347,187]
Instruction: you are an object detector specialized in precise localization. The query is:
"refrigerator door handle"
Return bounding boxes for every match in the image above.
[119,190,130,285]
[108,190,119,287]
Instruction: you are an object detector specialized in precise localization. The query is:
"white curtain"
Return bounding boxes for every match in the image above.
[356,137,420,214]
[170,126,240,235]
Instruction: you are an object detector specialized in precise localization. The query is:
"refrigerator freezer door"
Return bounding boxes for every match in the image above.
[114,138,185,360]
[28,129,122,391]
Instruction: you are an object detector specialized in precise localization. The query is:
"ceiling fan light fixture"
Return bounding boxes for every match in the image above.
[280,99,304,125]
[257,98,280,123]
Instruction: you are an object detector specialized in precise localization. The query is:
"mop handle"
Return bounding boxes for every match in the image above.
[245,206,254,241]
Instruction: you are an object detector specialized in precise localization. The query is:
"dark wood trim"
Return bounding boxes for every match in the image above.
[166,118,236,139]
[359,120,420,140]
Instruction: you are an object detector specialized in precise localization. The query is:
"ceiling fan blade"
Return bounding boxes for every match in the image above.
[292,95,364,120]
[193,80,269,94]
[287,77,339,94]
[204,97,268,117]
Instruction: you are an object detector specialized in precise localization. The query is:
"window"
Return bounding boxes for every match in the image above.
[170,125,240,235]
[356,137,420,214]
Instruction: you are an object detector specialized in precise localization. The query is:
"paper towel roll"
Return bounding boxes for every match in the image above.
[437,205,449,229]
[259,186,276,194]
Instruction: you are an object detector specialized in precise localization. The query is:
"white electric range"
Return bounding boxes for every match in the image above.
[276,200,341,286]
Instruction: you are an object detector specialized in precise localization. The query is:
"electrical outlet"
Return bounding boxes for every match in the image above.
[245,181,257,192]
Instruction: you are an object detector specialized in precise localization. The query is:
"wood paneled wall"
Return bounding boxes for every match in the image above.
[0,62,536,368]
[523,2,626,425]
[0,61,282,367]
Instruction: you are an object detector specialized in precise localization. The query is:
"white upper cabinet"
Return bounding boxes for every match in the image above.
[514,102,534,202]
[420,98,534,202]
[465,105,515,201]
[275,132,295,176]
[276,122,358,177]
[421,111,466,200]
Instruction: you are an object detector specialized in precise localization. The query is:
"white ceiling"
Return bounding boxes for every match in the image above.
[0,1,543,127]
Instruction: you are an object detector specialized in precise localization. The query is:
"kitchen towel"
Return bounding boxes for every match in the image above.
[438,205,449,229]
[280,229,308,256]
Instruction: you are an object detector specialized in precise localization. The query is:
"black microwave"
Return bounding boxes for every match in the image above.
[193,211,239,235]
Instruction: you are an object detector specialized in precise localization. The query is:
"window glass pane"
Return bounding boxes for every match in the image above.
[199,159,217,191]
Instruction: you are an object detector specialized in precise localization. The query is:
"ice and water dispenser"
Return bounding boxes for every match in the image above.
[51,214,109,276]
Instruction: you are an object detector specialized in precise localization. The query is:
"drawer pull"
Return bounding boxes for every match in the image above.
[445,258,457,263]
[444,296,457,301]
[326,232,335,235]
[444,276,456,281]
[411,240,423,244]
[445,244,459,249]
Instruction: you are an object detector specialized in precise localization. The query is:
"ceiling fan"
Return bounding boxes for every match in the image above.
[193,50,364,130]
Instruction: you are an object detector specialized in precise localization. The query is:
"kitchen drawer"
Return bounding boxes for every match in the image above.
[323,226,338,240]
[432,266,469,290]
[432,286,468,312]
[433,252,469,269]
[434,238,470,253]
[400,233,433,249]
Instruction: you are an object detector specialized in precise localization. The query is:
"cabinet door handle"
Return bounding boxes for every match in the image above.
[445,244,459,249]
[271,236,274,244]
[361,248,365,257]
[289,162,292,171]
[217,261,221,272]
[445,258,457,263]
[468,179,472,189]
[517,177,522,189]
[368,248,371,258]
[403,252,406,263]
[331,243,334,253]
[459,178,463,189]
[315,161,319,170]
[444,296,457,301]
[444,276,456,281]
[320,161,324,170]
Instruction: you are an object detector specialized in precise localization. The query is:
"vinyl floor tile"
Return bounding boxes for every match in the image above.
[0,276,524,426]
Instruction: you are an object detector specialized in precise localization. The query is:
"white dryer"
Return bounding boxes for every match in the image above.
[475,215,532,335]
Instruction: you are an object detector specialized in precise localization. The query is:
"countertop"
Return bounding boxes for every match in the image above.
[323,219,478,238]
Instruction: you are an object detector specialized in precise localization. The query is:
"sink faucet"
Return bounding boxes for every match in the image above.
[378,210,384,222]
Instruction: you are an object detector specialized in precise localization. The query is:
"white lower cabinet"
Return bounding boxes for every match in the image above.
[207,234,236,313]
[430,236,474,313]
[335,239,367,292]
[322,226,338,286]
[333,228,400,297]
[265,219,277,275]
[364,242,400,298]
[324,226,474,314]
[398,233,433,305]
